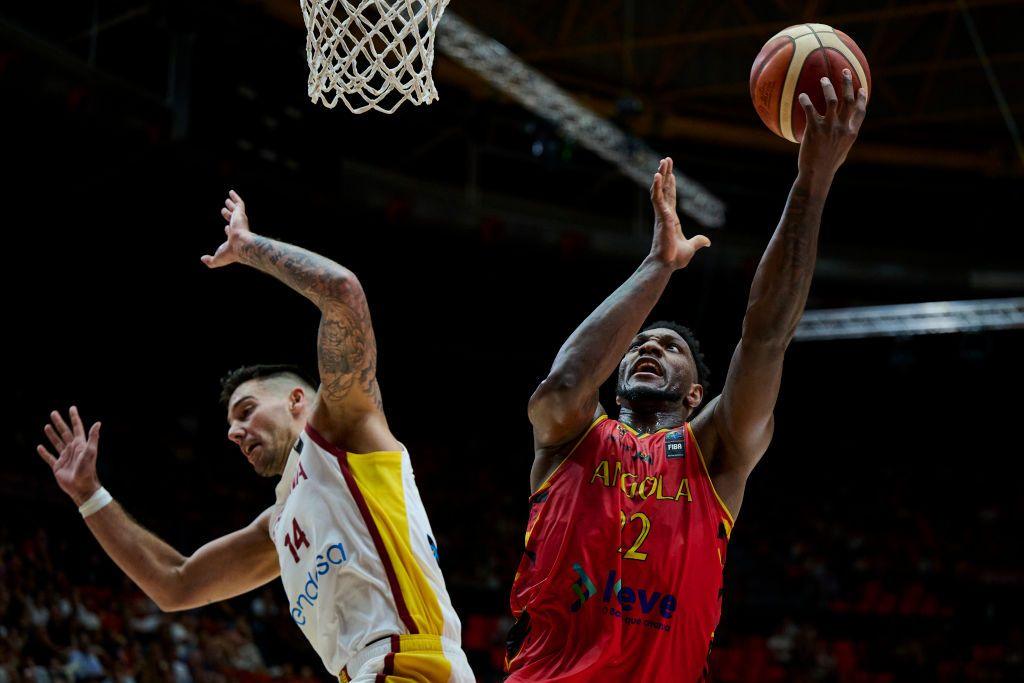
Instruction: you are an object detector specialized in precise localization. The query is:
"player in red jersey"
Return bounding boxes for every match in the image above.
[507,73,868,681]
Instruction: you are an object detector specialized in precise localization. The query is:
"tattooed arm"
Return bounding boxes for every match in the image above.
[693,71,868,518]
[203,192,397,451]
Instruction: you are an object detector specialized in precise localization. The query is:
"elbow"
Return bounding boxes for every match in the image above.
[320,270,362,305]
[333,269,359,291]
[150,566,188,612]
[741,310,798,350]
[153,599,181,613]
[154,588,204,613]
[529,369,600,448]
[537,370,580,395]
[151,589,185,613]
[740,326,794,351]
[529,371,581,414]
[528,372,592,441]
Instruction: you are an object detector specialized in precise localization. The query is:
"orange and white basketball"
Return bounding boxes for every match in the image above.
[750,23,871,143]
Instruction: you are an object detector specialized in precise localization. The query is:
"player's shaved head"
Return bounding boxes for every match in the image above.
[219,364,316,406]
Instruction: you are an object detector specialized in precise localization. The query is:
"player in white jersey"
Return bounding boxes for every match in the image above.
[35,190,474,682]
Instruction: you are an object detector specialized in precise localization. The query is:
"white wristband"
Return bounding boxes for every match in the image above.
[78,487,113,518]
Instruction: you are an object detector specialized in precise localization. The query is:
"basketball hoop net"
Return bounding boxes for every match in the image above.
[300,0,450,114]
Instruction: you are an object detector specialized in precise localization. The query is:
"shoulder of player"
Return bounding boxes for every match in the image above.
[535,406,609,454]
[241,509,278,556]
[529,409,609,493]
[688,395,723,466]
[307,400,402,454]
[253,507,274,533]
[693,393,773,476]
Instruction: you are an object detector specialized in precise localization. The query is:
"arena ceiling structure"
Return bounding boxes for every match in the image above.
[445,0,1024,174]
[2,0,1022,323]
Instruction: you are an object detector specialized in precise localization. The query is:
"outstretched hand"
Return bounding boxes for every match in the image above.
[648,157,711,270]
[36,406,102,506]
[797,69,868,180]
[201,190,253,268]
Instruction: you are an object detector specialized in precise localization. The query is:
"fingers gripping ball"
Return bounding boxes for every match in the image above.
[750,23,871,142]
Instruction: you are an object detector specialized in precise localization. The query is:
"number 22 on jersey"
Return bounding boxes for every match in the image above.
[618,510,652,561]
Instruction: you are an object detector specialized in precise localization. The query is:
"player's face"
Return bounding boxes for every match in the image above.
[226,379,302,477]
[616,329,698,404]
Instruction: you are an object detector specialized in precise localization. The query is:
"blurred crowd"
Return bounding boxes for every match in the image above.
[2,461,1021,683]
[710,491,1024,683]
[0,528,325,683]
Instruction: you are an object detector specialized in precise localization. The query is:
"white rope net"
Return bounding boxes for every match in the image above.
[300,0,451,114]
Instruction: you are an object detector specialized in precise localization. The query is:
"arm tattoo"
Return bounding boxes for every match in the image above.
[744,183,826,341]
[239,235,381,407]
[238,235,351,306]
[318,299,382,408]
[778,187,820,288]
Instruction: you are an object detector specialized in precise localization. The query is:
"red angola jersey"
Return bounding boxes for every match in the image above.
[506,415,735,682]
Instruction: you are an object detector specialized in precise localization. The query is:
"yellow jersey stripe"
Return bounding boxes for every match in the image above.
[345,452,446,637]
[686,423,737,527]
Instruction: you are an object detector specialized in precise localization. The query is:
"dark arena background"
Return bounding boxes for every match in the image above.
[4,1,1024,681]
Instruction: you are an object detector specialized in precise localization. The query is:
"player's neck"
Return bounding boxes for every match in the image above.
[617,406,687,435]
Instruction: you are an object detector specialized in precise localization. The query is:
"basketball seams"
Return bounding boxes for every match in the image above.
[768,37,796,137]
[770,25,814,41]
[789,25,841,142]
[821,47,855,65]
[820,33,869,97]
[835,29,871,94]
[751,35,795,133]
[752,35,794,90]
[807,23,833,85]
[813,26,869,98]
[779,34,820,142]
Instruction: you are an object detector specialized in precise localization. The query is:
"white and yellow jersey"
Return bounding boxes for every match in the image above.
[269,424,469,680]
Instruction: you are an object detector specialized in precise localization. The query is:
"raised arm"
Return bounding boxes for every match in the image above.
[530,159,709,458]
[36,407,279,611]
[203,192,396,451]
[700,71,867,515]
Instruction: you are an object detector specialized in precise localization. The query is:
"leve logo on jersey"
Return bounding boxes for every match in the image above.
[567,564,677,626]
[569,563,598,612]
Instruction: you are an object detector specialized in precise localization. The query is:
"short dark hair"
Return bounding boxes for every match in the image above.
[219,364,316,406]
[641,320,711,390]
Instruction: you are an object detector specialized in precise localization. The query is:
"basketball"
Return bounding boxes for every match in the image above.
[750,23,871,143]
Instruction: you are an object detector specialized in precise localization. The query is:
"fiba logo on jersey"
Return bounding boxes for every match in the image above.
[665,431,685,459]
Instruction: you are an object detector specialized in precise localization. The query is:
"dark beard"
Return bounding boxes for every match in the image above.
[617,385,683,405]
